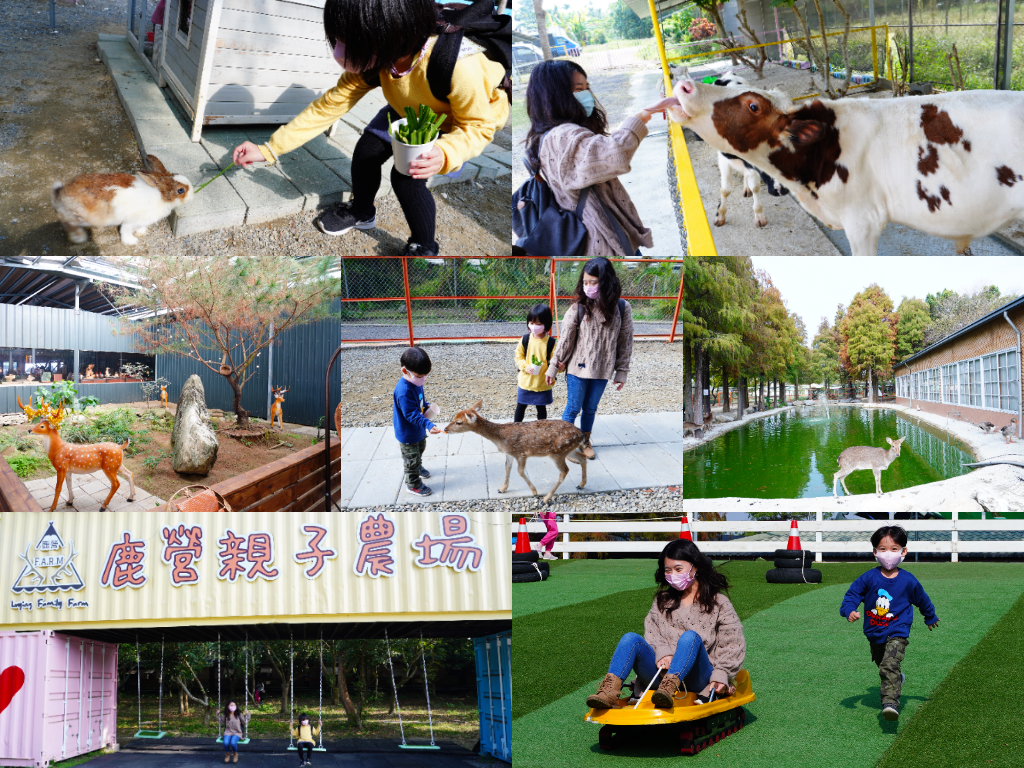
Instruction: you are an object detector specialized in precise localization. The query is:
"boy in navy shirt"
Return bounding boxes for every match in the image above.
[393,347,442,496]
[840,525,940,721]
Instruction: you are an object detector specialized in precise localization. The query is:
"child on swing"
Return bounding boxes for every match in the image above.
[291,712,321,767]
[218,701,250,763]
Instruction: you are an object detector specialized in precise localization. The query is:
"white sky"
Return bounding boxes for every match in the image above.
[751,257,1024,344]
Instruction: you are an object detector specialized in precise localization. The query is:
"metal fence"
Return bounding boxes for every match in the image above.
[521,513,1024,561]
[335,256,684,345]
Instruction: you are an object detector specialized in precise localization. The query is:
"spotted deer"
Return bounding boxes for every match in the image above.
[270,386,290,429]
[443,400,587,504]
[20,399,135,512]
[159,384,168,409]
[833,437,906,497]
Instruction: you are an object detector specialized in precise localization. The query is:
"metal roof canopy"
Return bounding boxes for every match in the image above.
[0,256,148,317]
[626,0,693,19]
[40,619,512,644]
[895,293,1024,368]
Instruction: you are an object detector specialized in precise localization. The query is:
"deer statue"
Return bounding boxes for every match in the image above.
[833,436,906,498]
[159,384,168,409]
[443,400,587,505]
[84,364,95,379]
[19,397,135,512]
[270,386,290,430]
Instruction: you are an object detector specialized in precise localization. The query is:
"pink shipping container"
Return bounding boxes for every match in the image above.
[0,631,118,768]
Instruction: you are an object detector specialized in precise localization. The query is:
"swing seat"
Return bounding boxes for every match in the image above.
[399,743,441,750]
[133,730,167,739]
[287,745,327,752]
[217,737,250,745]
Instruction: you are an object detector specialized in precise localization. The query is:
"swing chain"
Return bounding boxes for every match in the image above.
[420,632,435,747]
[384,629,407,746]
[318,629,324,748]
[244,631,250,741]
[217,634,222,740]
[136,637,142,735]
[288,632,294,749]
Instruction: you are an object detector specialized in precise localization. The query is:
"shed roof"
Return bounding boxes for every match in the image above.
[895,293,1024,368]
[0,256,148,317]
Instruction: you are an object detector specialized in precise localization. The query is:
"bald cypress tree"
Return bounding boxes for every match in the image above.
[840,285,897,404]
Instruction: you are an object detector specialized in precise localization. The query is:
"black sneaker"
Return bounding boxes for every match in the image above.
[407,484,433,496]
[882,704,899,721]
[400,240,440,256]
[316,202,376,236]
[418,467,431,479]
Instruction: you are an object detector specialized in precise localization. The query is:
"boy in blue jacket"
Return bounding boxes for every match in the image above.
[840,525,940,721]
[393,346,442,496]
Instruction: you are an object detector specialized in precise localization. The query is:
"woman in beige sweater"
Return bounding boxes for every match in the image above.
[547,258,633,458]
[524,60,656,256]
[586,539,746,711]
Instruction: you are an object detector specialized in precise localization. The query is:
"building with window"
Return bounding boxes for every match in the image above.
[894,294,1022,439]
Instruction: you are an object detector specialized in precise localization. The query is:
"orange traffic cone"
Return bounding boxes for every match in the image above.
[515,517,532,554]
[786,519,803,551]
[680,516,693,542]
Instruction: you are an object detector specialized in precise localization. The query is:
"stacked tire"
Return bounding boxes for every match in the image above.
[512,551,549,582]
[765,549,822,584]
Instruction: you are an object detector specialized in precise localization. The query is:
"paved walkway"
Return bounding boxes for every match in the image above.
[96,35,512,237]
[22,471,164,513]
[331,412,686,507]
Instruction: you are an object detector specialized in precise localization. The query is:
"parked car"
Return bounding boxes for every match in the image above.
[548,32,582,57]
[513,42,543,71]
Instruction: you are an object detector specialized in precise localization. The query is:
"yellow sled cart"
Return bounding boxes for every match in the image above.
[585,669,756,755]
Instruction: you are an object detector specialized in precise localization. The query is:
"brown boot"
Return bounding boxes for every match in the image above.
[224,755,230,763]
[581,432,596,459]
[651,673,681,709]
[232,753,238,764]
[586,673,623,709]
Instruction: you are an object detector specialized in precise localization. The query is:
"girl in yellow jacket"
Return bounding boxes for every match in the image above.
[291,713,321,766]
[514,304,556,423]
[232,0,509,257]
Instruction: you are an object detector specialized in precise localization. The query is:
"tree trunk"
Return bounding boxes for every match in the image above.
[722,366,730,412]
[226,374,250,428]
[701,348,712,421]
[532,0,553,60]
[334,649,361,730]
[684,343,693,422]
[780,377,786,405]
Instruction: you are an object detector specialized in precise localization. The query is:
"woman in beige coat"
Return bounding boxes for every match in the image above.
[524,60,657,256]
[586,539,746,710]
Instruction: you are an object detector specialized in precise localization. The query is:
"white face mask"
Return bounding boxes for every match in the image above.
[332,41,374,74]
[583,283,600,299]
[228,704,236,713]
[875,550,905,570]
[528,323,546,337]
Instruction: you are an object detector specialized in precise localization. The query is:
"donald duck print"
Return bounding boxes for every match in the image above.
[868,588,898,627]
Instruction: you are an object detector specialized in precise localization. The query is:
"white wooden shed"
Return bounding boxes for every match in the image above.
[136,0,342,142]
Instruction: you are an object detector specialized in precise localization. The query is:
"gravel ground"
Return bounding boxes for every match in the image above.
[350,485,681,514]
[335,340,683,428]
[0,0,510,257]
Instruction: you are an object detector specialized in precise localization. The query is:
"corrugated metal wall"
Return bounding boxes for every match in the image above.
[269,300,343,427]
[157,345,271,421]
[0,305,140,352]
[0,383,150,416]
[0,512,511,634]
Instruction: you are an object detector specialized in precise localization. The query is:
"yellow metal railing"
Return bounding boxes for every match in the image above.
[647,0,717,257]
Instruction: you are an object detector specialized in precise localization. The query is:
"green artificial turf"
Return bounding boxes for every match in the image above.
[512,560,1024,768]
[877,589,1024,768]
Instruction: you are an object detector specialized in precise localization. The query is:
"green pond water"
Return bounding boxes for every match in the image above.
[683,406,974,499]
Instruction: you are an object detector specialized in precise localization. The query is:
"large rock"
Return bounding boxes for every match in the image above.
[171,375,219,475]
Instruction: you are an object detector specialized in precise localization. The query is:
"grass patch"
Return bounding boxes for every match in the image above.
[876,589,1024,768]
[4,453,49,478]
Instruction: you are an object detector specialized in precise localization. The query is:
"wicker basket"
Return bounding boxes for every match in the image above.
[167,485,233,513]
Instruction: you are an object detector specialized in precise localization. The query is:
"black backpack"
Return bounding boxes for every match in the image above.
[512,133,634,256]
[364,0,512,104]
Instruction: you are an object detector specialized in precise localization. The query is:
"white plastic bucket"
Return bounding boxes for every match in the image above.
[390,118,438,176]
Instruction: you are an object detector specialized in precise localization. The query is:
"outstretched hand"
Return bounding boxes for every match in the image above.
[232,141,266,168]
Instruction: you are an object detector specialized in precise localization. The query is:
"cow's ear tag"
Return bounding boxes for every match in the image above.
[789,120,825,146]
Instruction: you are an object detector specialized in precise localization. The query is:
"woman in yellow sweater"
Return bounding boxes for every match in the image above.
[290,713,321,767]
[232,0,509,256]
[514,304,557,422]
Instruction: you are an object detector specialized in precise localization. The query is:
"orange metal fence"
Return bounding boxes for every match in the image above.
[335,256,683,346]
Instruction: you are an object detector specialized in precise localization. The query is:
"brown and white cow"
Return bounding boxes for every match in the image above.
[651,70,1024,255]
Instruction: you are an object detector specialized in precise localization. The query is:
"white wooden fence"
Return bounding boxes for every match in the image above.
[516,513,1024,562]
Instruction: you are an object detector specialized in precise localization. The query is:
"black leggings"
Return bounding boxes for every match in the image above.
[349,129,438,251]
[297,742,313,762]
[514,403,548,422]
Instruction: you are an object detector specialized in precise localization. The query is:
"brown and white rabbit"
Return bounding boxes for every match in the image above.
[51,155,192,245]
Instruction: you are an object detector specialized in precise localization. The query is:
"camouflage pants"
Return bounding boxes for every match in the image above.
[400,438,427,488]
[869,637,908,706]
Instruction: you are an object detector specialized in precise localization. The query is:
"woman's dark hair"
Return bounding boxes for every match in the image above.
[298,712,311,724]
[871,525,908,549]
[527,304,553,334]
[524,60,608,169]
[574,257,622,327]
[654,539,730,615]
[224,701,239,720]
[323,0,437,73]
[400,346,432,376]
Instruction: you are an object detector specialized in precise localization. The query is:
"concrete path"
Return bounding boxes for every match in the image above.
[330,412,686,507]
[96,35,512,238]
[22,471,164,513]
[621,71,683,256]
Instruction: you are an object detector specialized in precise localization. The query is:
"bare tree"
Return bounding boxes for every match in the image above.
[533,0,553,60]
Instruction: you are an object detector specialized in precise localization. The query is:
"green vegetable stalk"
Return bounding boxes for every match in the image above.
[531,354,542,366]
[388,104,447,146]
